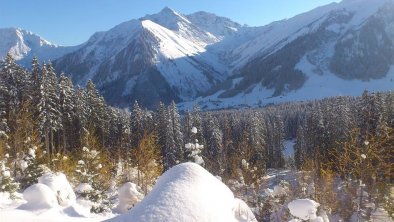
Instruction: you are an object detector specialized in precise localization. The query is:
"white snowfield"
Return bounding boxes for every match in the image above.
[107,162,257,222]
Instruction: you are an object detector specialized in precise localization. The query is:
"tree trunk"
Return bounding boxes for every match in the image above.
[45,130,50,163]
[63,129,67,153]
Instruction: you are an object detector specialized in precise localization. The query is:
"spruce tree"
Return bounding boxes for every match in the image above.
[38,63,62,160]
[167,101,184,167]
[58,74,76,152]
[130,101,145,148]
[0,155,19,198]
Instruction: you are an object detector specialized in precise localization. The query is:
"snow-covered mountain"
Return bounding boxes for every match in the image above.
[0,28,78,67]
[53,7,240,108]
[2,0,394,109]
[182,0,394,110]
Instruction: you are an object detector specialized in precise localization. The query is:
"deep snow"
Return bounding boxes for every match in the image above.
[107,162,257,222]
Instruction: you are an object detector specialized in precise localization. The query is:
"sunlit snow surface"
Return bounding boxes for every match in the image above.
[0,163,255,222]
[107,162,256,222]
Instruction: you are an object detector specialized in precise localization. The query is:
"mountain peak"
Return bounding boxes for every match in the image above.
[159,6,178,15]
[143,7,190,31]
[186,11,242,37]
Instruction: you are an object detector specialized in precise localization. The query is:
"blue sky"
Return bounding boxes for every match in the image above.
[0,0,340,46]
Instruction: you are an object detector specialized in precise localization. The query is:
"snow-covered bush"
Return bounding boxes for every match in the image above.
[19,146,48,189]
[22,183,58,210]
[288,199,323,221]
[74,145,112,213]
[38,173,76,207]
[257,180,292,221]
[115,182,144,213]
[0,154,19,198]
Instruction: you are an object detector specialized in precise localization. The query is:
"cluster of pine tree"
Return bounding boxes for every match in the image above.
[0,54,393,218]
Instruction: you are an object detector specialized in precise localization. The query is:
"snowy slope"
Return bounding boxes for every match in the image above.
[230,0,391,69]
[183,0,394,110]
[0,28,79,66]
[141,19,227,100]
[53,8,231,108]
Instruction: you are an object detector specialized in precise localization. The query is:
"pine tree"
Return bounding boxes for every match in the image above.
[204,114,222,172]
[0,54,29,115]
[75,130,112,213]
[38,63,62,161]
[156,102,169,168]
[294,124,306,169]
[166,101,184,168]
[268,114,285,168]
[58,74,75,152]
[85,80,109,147]
[19,145,47,189]
[185,126,205,166]
[130,101,145,148]
[30,57,41,117]
[0,154,19,198]
[72,88,89,149]
[248,112,267,175]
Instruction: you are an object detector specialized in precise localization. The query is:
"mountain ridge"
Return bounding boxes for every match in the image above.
[1,0,394,109]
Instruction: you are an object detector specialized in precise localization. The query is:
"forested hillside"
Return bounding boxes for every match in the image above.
[0,54,393,221]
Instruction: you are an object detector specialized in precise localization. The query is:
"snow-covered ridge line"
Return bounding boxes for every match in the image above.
[3,0,394,109]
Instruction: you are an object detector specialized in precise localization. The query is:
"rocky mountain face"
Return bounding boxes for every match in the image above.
[2,0,394,109]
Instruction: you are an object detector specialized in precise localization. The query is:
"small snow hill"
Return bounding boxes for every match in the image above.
[107,162,257,222]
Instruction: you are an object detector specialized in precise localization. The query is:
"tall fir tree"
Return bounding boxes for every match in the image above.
[58,74,76,152]
[38,63,62,160]
[130,101,145,148]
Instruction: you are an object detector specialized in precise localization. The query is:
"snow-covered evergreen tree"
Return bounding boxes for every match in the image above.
[75,132,112,213]
[0,153,19,198]
[38,63,62,160]
[58,74,76,152]
[130,101,145,148]
[19,145,47,189]
[160,102,184,170]
[185,126,204,166]
[204,114,222,172]
[85,80,109,147]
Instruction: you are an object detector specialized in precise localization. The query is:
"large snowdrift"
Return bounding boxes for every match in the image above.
[38,173,76,207]
[20,183,58,210]
[107,162,257,222]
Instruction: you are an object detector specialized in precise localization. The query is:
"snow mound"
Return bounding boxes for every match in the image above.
[233,198,257,222]
[0,192,12,205]
[75,183,93,193]
[288,199,321,221]
[38,173,76,207]
[115,182,144,213]
[107,162,257,222]
[21,183,58,210]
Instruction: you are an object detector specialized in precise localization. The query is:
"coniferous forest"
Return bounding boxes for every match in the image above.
[0,54,393,221]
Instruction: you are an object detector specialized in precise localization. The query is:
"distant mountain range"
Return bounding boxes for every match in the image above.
[1,0,394,109]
